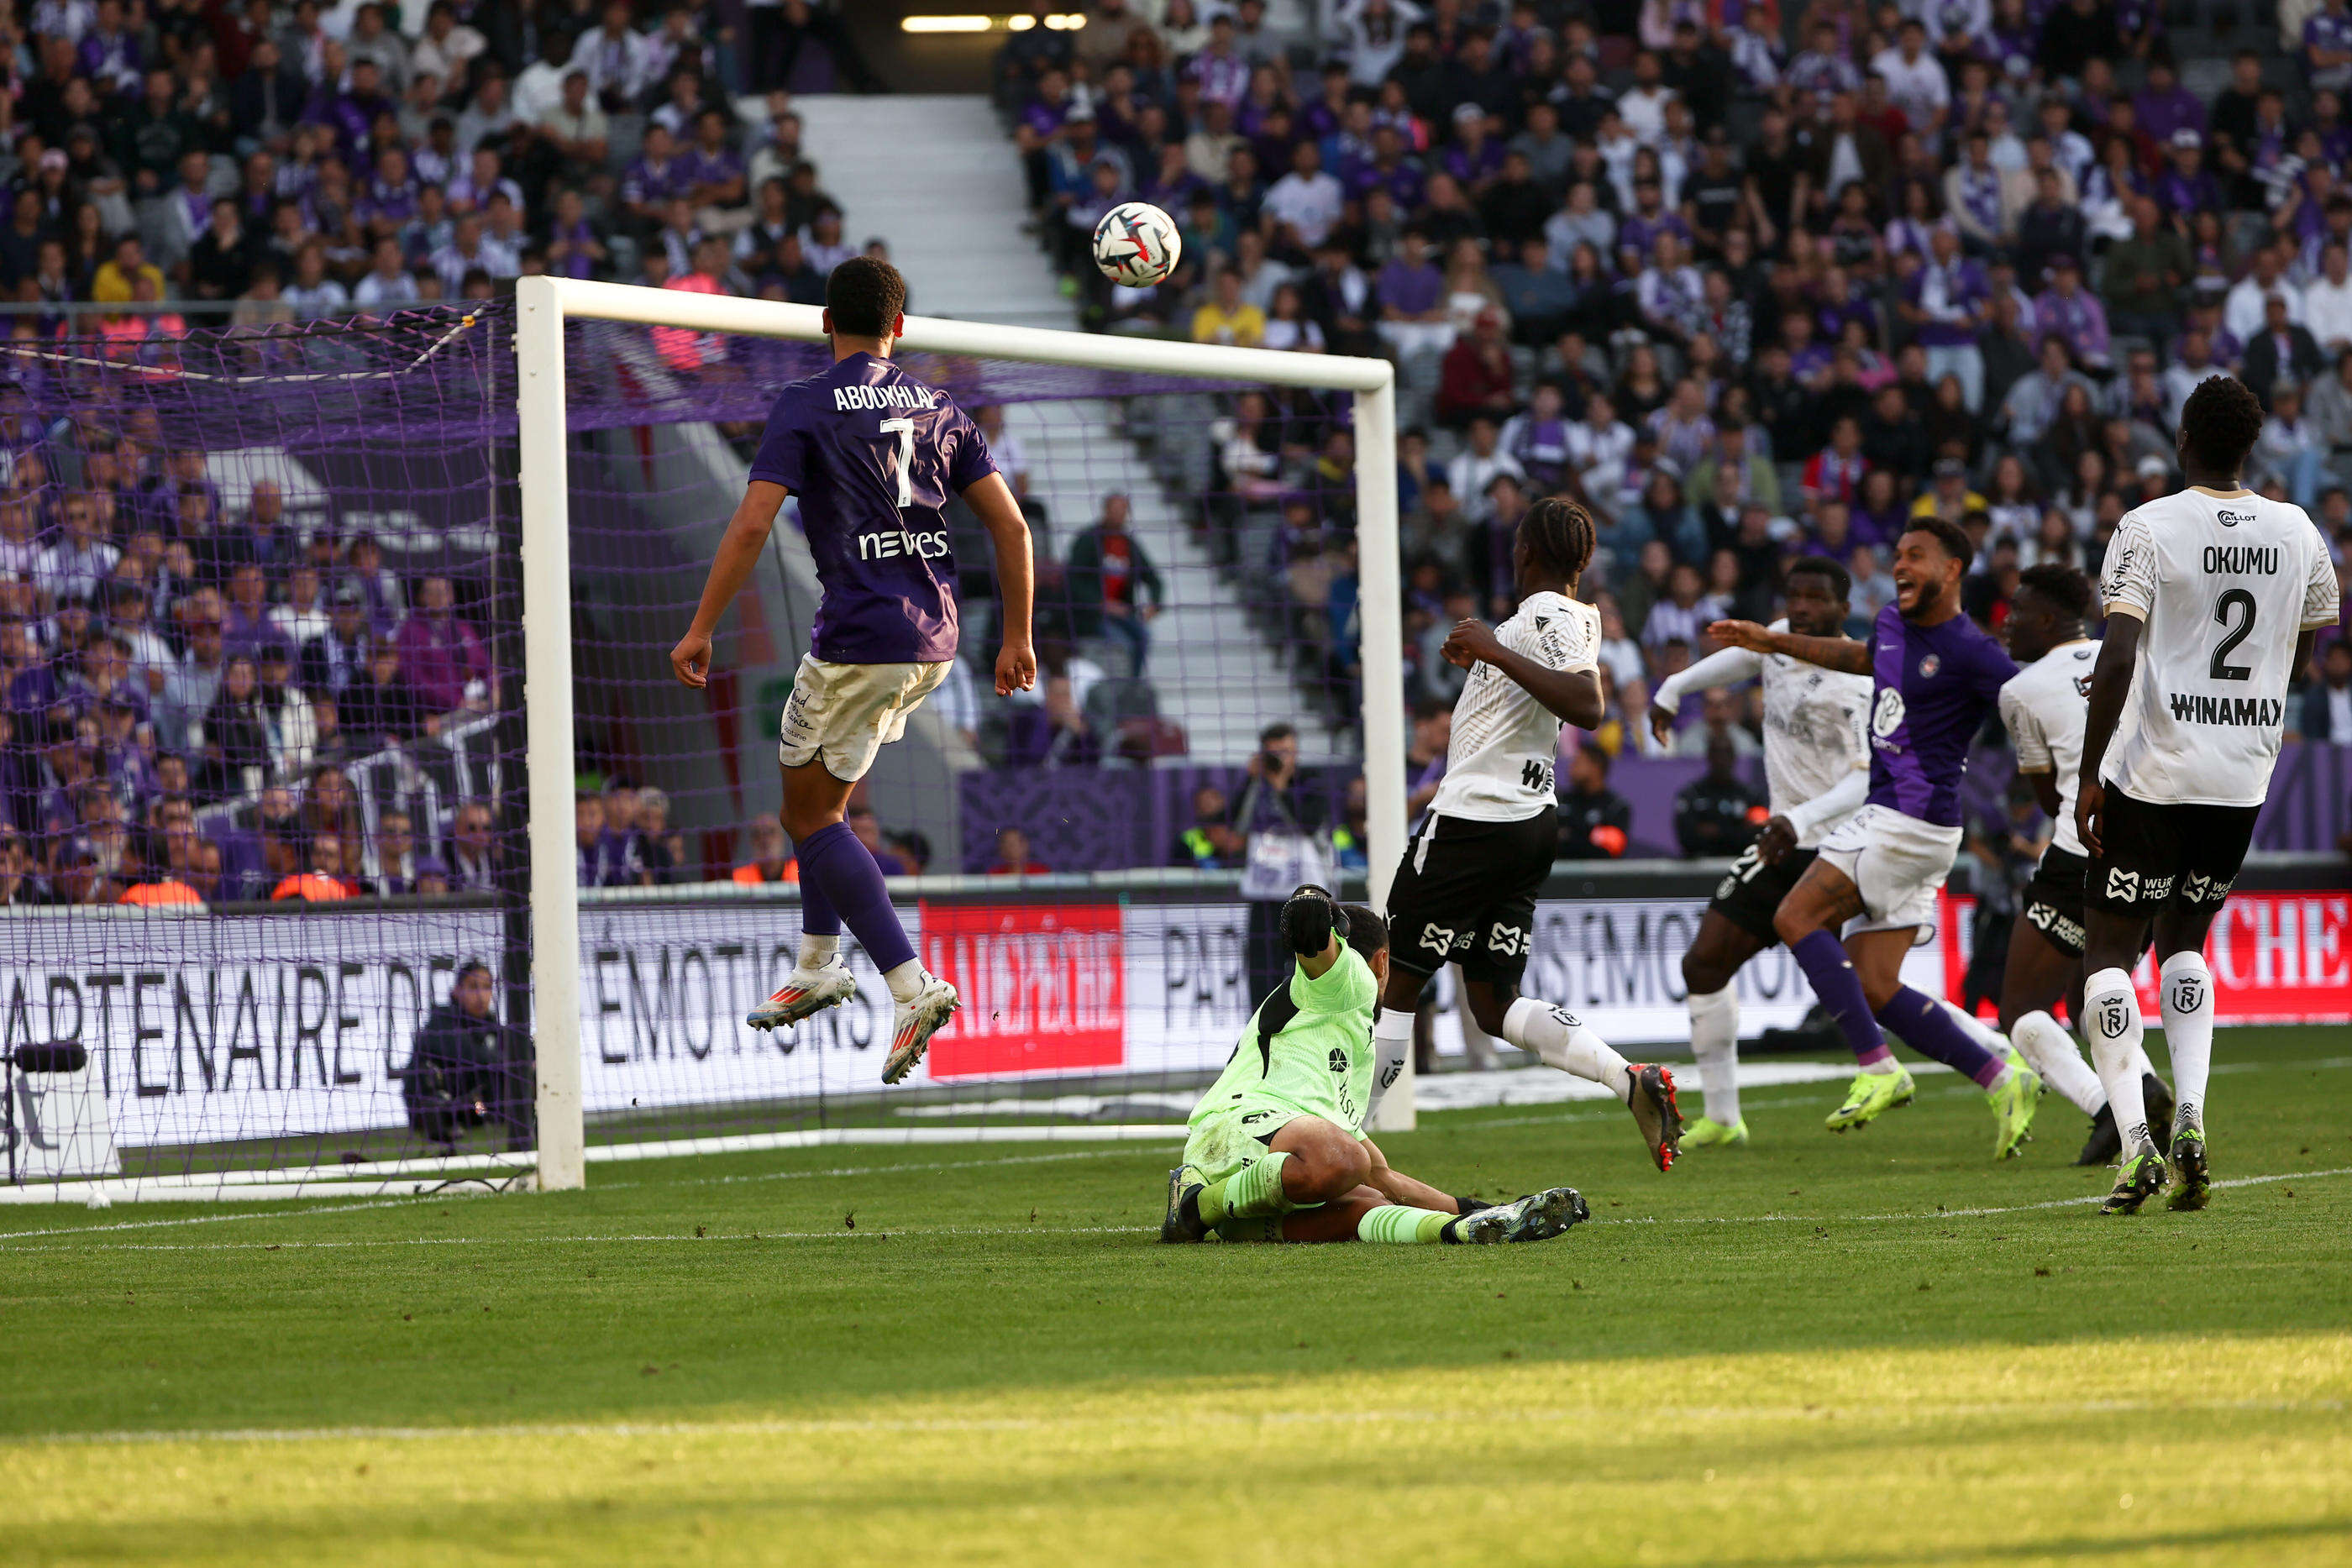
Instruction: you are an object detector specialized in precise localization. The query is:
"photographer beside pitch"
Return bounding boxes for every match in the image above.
[1161,885,1588,1246]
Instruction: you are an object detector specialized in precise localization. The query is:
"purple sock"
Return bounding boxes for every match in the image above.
[1882,986,2005,1087]
[795,821,915,973]
[795,836,841,938]
[1791,929,1893,1067]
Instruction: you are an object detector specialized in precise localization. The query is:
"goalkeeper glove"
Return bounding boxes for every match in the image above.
[1279,885,1338,956]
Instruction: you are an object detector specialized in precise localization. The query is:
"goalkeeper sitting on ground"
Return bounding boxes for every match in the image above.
[1160,886,1588,1245]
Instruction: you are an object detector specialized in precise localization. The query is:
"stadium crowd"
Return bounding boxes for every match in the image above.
[0,431,517,904]
[994,0,2352,810]
[0,0,890,903]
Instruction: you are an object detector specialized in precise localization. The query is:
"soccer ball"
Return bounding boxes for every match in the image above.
[1091,202,1182,288]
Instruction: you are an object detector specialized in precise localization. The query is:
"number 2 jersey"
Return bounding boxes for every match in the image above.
[1426,590,1602,822]
[2098,487,2339,807]
[748,350,997,664]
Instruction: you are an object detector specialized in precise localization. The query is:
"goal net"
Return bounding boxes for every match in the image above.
[0,288,1403,1203]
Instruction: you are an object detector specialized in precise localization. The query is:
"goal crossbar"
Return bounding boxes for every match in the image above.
[514,277,1410,1192]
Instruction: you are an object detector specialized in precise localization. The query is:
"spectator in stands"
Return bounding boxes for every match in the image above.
[575,791,638,887]
[449,798,498,891]
[2302,639,2352,738]
[1675,732,1767,860]
[370,807,420,895]
[732,815,798,884]
[1064,493,1163,679]
[402,960,533,1152]
[395,574,490,716]
[987,826,1049,875]
[301,583,374,703]
[847,804,910,876]
[636,786,686,884]
[1171,783,1244,869]
[340,642,422,749]
[1557,742,1633,860]
[272,833,359,901]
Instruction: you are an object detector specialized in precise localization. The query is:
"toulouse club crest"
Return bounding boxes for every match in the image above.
[1918,653,1941,678]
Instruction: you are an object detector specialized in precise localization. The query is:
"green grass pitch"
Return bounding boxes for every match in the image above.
[3,1026,2349,1567]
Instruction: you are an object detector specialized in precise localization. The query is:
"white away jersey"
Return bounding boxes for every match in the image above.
[1655,622,1873,847]
[2099,487,2339,806]
[1998,639,2096,857]
[1429,590,1600,822]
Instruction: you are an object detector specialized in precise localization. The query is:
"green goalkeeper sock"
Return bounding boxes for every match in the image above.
[1355,1204,1454,1245]
[1194,1153,1295,1228]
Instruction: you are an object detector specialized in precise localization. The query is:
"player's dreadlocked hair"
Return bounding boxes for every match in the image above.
[827,255,908,339]
[2180,375,2265,478]
[2017,562,2095,620]
[1520,496,1596,583]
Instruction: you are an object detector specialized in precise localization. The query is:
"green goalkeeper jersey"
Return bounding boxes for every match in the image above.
[1188,939,1380,1137]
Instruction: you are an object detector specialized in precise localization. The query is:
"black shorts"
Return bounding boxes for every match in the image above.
[2085,789,2261,920]
[1707,844,1818,946]
[1385,809,1557,985]
[2019,846,2088,959]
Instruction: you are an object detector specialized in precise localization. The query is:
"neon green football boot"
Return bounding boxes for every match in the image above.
[2101,1141,2168,1214]
[1988,1061,2042,1160]
[1825,1066,1915,1131]
[1680,1115,1750,1148]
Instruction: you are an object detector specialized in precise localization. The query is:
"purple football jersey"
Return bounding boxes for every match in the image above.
[1863,603,2017,827]
[748,352,997,663]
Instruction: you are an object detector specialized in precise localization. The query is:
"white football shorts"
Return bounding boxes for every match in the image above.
[1814,803,1963,936]
[776,654,952,781]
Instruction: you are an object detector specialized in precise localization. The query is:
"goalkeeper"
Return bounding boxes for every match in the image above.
[1160,887,1588,1246]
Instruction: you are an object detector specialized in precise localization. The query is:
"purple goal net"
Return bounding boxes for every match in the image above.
[0,301,1389,1197]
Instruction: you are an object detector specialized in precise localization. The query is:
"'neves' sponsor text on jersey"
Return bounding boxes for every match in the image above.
[1428,590,1600,822]
[748,352,997,664]
[2099,487,2338,807]
[1998,639,2097,857]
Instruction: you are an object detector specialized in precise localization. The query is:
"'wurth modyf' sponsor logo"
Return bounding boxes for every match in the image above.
[2168,694,2284,726]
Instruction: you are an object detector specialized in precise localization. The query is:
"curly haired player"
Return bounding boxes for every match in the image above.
[1372,496,1685,1172]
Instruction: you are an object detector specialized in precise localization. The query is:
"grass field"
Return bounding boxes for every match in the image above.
[3,1027,2350,1567]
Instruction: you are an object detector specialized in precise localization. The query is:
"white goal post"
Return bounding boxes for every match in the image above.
[514,277,1412,1190]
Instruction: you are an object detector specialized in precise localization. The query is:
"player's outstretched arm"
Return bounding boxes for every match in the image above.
[963,471,1037,695]
[670,480,789,688]
[1708,619,1872,675]
[2074,612,2141,858]
[1441,617,1604,728]
[1649,642,1767,741]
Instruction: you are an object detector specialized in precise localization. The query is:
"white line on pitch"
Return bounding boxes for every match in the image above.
[8,1165,2349,1254]
[14,1394,2349,1450]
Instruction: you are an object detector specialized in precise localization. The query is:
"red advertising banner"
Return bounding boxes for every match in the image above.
[1943,891,2352,1025]
[920,902,1127,1078]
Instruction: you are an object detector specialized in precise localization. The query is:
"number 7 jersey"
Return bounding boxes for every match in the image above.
[2098,486,2339,807]
[1427,590,1602,823]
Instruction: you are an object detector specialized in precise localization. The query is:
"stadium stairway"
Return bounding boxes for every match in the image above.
[798,93,1344,763]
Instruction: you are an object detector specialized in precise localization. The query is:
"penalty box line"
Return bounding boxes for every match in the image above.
[8,1166,2350,1255]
